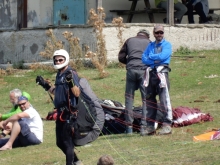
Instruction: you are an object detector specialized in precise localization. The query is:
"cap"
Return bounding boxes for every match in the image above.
[138,29,150,35]
[22,91,31,101]
[18,96,28,102]
[154,25,164,32]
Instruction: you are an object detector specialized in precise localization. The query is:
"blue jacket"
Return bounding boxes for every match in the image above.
[142,39,172,68]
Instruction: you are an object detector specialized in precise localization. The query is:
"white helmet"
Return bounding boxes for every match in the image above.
[53,49,69,70]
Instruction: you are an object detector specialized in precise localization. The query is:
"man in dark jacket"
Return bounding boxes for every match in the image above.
[118,29,151,135]
[36,49,104,165]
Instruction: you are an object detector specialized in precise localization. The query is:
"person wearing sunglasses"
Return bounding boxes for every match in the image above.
[141,24,173,136]
[0,89,31,139]
[0,95,43,150]
[36,49,83,165]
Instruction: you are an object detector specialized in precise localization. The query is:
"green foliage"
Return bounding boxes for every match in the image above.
[12,60,25,69]
[1,50,220,164]
[106,61,124,69]
[175,46,195,55]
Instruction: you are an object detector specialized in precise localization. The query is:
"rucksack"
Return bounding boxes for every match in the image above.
[44,75,98,135]
[45,109,57,120]
[68,74,98,139]
[100,101,164,135]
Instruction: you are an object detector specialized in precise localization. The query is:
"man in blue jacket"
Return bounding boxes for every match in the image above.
[141,24,172,135]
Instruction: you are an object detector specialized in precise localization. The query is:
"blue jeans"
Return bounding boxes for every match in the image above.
[125,69,147,126]
[0,119,41,148]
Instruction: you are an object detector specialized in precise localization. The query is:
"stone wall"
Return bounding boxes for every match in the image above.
[105,23,220,61]
[0,23,220,65]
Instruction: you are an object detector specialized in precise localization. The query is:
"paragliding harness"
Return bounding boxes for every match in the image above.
[59,71,97,139]
[45,108,58,120]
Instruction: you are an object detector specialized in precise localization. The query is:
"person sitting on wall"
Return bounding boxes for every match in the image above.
[182,0,209,24]
[155,0,187,23]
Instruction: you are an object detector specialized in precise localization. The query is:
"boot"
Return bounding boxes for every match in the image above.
[126,126,133,135]
[140,126,155,136]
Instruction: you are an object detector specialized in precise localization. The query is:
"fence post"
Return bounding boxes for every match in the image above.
[167,0,174,25]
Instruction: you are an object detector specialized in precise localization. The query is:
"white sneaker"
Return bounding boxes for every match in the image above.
[74,160,84,165]
[158,125,172,135]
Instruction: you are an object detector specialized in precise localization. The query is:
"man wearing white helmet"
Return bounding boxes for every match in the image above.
[36,49,82,165]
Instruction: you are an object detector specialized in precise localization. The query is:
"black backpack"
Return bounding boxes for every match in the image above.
[69,74,98,139]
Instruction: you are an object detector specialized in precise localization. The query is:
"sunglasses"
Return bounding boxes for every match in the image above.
[18,102,27,107]
[154,31,164,35]
[54,59,65,63]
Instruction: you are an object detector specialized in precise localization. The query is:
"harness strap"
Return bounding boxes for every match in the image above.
[143,67,152,87]
[143,66,170,88]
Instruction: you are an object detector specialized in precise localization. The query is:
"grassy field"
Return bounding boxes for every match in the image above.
[0,49,220,165]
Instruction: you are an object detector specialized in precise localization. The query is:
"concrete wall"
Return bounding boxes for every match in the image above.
[0,0,17,30]
[0,26,97,64]
[105,23,220,61]
[1,0,220,30]
[0,23,220,65]
[27,0,53,27]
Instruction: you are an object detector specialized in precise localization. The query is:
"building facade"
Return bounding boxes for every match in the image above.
[0,0,220,65]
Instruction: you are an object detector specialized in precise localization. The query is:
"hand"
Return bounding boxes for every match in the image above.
[65,71,74,88]
[36,76,51,91]
[65,70,73,82]
[2,121,8,129]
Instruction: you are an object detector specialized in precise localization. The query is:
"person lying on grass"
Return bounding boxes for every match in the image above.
[0,95,43,150]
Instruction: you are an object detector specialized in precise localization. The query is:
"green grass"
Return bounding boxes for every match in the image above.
[1,49,220,164]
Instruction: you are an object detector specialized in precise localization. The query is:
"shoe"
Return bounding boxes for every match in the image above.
[158,125,172,135]
[73,160,84,165]
[126,126,133,135]
[174,18,180,24]
[203,21,212,24]
[140,126,155,136]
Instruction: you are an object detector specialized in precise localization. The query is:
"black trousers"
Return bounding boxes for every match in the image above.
[186,2,208,23]
[145,71,172,127]
[56,120,78,165]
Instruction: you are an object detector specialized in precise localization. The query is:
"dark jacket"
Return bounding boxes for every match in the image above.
[54,66,79,111]
[118,34,151,70]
